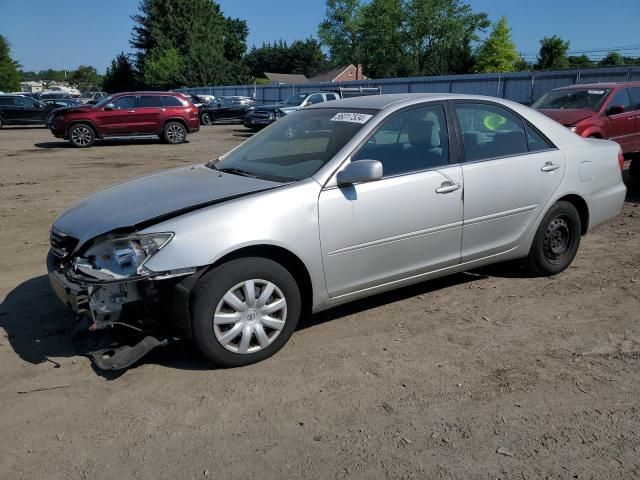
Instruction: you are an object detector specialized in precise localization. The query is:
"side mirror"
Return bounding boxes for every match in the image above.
[607,105,625,116]
[104,103,116,111]
[337,160,383,185]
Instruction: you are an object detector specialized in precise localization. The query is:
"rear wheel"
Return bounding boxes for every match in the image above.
[68,123,95,148]
[191,257,301,367]
[526,201,581,276]
[200,112,213,125]
[163,121,187,144]
[0,116,3,129]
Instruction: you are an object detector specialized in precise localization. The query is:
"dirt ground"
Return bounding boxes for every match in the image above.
[0,124,639,480]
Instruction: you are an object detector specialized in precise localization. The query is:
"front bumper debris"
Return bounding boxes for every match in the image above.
[47,249,197,370]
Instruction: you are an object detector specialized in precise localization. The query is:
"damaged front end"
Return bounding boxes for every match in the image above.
[47,227,199,370]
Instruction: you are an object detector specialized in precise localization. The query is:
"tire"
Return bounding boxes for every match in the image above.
[163,121,187,144]
[0,116,4,129]
[68,123,95,148]
[526,201,581,276]
[630,157,639,189]
[200,112,213,125]
[191,257,302,367]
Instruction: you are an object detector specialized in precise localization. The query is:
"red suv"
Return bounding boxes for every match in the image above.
[48,92,200,148]
[533,82,640,186]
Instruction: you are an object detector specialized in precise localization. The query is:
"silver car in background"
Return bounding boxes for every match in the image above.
[47,94,627,368]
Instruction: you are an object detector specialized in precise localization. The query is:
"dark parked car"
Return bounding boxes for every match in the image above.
[534,82,640,187]
[0,95,76,128]
[48,91,200,147]
[199,96,255,125]
[78,91,108,104]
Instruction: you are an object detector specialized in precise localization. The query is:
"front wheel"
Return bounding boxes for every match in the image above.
[163,121,187,144]
[191,257,301,367]
[526,201,581,276]
[68,123,95,148]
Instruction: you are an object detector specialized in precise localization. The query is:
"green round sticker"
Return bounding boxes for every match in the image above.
[483,113,507,131]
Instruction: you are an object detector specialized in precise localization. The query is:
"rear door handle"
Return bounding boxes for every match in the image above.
[435,181,461,194]
[541,162,560,172]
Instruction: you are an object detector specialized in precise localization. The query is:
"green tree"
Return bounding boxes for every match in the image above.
[70,65,103,91]
[103,52,139,93]
[514,55,532,71]
[568,54,595,68]
[131,0,250,87]
[143,46,184,89]
[475,16,519,73]
[359,0,405,78]
[318,0,488,77]
[245,39,328,78]
[598,52,625,66]
[400,0,489,76]
[536,35,570,70]
[0,35,21,91]
[318,0,364,66]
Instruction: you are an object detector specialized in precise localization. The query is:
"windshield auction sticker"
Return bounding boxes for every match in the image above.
[330,112,373,124]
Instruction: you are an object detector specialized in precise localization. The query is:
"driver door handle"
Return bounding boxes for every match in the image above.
[435,181,461,194]
[541,162,560,172]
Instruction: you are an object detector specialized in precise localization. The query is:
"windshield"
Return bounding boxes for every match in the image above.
[93,94,115,108]
[213,108,377,182]
[79,92,94,99]
[532,88,611,111]
[283,94,307,106]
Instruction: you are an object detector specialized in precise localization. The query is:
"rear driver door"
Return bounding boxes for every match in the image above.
[452,102,566,262]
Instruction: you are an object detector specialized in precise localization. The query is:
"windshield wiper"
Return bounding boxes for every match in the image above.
[216,167,258,178]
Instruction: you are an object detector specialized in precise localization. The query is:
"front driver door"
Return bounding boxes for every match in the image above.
[318,104,464,298]
[452,102,567,262]
[604,88,636,153]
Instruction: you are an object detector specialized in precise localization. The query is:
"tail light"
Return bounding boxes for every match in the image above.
[618,150,625,171]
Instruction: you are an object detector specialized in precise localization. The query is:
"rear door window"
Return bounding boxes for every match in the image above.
[454,103,529,162]
[161,96,184,107]
[0,97,15,106]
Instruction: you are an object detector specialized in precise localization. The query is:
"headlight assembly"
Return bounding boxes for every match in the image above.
[75,233,173,281]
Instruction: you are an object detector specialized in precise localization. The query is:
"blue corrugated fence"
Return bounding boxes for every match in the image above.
[176,65,640,105]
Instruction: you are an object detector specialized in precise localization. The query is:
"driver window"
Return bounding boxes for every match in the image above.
[307,94,324,105]
[353,105,450,177]
[608,89,632,111]
[112,96,135,109]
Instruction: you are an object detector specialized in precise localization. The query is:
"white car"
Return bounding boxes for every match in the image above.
[47,94,627,369]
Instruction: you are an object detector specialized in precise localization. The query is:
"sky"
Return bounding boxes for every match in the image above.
[1,0,639,74]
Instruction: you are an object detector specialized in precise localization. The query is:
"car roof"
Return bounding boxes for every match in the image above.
[112,91,185,96]
[554,81,640,91]
[306,93,518,111]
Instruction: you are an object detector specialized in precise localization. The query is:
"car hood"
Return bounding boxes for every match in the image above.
[53,165,283,247]
[51,104,94,115]
[537,109,595,126]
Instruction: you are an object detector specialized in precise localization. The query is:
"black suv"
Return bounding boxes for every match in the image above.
[0,95,66,128]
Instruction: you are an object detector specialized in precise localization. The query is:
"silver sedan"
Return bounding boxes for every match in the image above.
[47,94,627,368]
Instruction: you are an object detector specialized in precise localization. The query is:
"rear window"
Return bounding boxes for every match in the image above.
[161,95,184,107]
[136,96,163,108]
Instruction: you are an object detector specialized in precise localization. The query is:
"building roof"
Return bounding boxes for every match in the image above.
[309,65,353,83]
[264,72,309,84]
